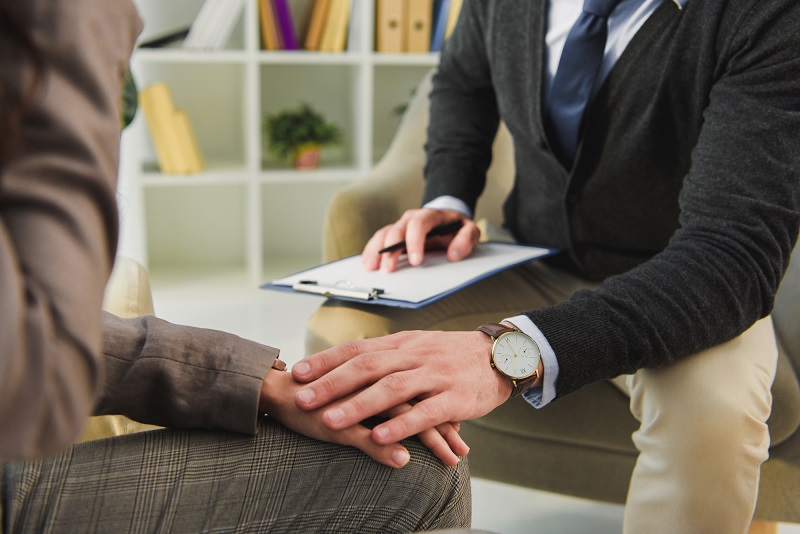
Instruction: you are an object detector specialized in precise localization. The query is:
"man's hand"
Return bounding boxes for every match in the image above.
[362,208,480,272]
[291,330,512,447]
[260,366,469,468]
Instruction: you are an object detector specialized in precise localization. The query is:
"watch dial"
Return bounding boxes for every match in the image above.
[492,332,540,379]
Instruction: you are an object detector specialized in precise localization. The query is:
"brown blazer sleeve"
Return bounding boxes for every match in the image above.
[0,0,142,460]
[99,313,279,435]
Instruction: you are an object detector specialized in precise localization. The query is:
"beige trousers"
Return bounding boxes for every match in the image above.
[306,261,777,534]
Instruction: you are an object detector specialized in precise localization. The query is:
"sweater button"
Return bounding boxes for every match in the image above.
[566,193,579,206]
[537,139,548,151]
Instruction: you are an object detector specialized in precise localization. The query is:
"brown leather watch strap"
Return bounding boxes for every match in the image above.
[509,373,539,398]
[475,322,516,339]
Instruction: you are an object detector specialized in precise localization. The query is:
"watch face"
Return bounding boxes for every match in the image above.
[492,332,541,379]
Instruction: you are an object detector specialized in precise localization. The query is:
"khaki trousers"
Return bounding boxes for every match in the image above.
[306,261,777,534]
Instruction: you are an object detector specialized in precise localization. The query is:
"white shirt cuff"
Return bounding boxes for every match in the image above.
[504,314,559,408]
[422,196,473,219]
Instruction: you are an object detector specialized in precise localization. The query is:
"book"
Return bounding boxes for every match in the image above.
[184,0,245,50]
[272,0,299,50]
[173,110,205,174]
[259,0,282,50]
[139,83,187,174]
[345,0,361,52]
[262,243,556,309]
[319,0,351,52]
[139,82,204,175]
[445,0,462,39]
[304,0,331,50]
[375,0,404,53]
[405,0,433,53]
[429,0,450,52]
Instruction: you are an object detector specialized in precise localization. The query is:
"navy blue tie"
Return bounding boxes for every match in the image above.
[546,0,621,163]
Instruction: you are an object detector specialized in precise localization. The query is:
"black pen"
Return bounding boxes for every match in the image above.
[378,220,464,254]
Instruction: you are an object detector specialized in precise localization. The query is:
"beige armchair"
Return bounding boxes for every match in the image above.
[318,70,800,526]
[77,257,162,442]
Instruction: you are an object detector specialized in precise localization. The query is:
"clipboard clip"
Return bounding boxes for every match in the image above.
[292,280,385,301]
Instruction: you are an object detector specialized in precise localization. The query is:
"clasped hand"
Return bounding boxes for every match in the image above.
[264,207,504,469]
[290,330,513,467]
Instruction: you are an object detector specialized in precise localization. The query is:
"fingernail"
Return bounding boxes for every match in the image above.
[296,388,315,404]
[410,252,420,265]
[294,362,310,376]
[451,249,462,261]
[392,449,410,467]
[326,408,344,425]
[374,426,390,441]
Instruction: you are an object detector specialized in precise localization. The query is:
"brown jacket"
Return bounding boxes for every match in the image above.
[0,0,277,461]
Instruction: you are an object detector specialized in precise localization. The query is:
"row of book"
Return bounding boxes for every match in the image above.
[139,83,205,175]
[376,0,462,53]
[260,0,352,52]
[258,0,463,54]
[183,0,246,51]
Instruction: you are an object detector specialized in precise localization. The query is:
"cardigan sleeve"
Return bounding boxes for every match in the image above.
[422,1,500,214]
[0,0,142,460]
[527,0,800,397]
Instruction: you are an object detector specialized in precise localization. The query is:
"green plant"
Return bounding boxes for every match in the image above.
[263,104,341,160]
[121,68,138,129]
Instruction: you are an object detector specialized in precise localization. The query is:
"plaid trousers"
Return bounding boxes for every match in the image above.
[1,419,471,533]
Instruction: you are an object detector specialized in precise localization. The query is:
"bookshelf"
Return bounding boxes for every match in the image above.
[123,0,440,283]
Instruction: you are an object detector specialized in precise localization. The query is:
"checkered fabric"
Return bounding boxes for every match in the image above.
[1,419,471,533]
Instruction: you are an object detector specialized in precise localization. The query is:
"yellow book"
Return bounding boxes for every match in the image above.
[319,0,350,52]
[375,0,404,53]
[405,0,432,53]
[139,83,188,174]
[173,109,205,174]
[445,0,462,39]
[304,0,331,50]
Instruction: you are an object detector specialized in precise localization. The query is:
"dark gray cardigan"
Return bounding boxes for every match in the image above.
[423,0,800,398]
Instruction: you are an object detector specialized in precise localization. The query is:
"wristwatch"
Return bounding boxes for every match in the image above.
[476,322,541,398]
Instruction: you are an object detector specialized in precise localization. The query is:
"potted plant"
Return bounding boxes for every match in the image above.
[263,104,341,170]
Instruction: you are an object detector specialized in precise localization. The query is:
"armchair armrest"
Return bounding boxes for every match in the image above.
[323,69,516,262]
[77,256,161,442]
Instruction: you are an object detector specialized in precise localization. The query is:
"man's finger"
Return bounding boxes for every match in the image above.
[405,213,445,266]
[362,226,391,271]
[320,369,425,430]
[447,221,480,262]
[371,396,453,445]
[295,346,411,410]
[293,336,394,383]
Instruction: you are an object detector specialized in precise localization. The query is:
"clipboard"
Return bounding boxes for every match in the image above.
[261,242,557,309]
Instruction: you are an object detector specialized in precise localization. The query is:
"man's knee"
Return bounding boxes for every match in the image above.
[305,301,398,355]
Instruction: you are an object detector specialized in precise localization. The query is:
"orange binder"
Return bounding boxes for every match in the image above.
[259,0,282,50]
[405,0,432,53]
[375,0,404,53]
[304,0,331,50]
[319,0,350,52]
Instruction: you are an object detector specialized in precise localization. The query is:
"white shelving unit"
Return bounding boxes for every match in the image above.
[123,0,438,283]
